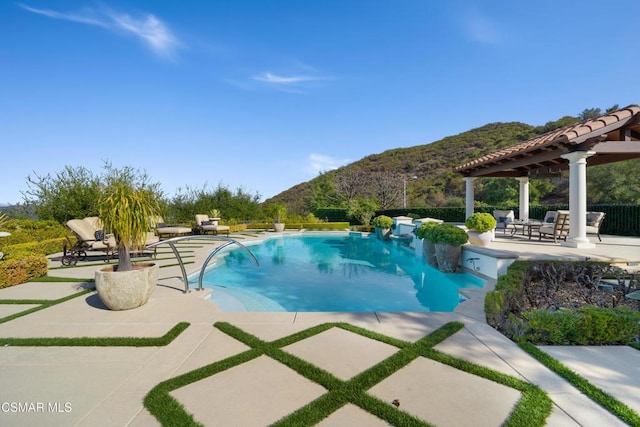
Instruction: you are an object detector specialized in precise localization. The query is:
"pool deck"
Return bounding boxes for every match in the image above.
[0,230,639,426]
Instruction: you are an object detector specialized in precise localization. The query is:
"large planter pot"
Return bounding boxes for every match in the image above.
[95,262,158,310]
[375,227,391,240]
[422,239,437,265]
[467,230,494,247]
[434,243,462,273]
[274,223,285,232]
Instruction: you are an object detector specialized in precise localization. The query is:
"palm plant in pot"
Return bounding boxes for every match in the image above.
[372,215,393,240]
[95,165,162,310]
[429,223,468,273]
[465,212,497,247]
[273,203,286,232]
[415,221,438,265]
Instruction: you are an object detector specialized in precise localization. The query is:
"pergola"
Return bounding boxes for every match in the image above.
[455,104,640,248]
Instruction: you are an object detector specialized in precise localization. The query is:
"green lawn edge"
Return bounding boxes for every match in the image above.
[0,322,189,347]
[144,321,551,427]
[519,342,640,426]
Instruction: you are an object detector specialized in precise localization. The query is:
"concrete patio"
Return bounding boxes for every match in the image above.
[0,231,638,426]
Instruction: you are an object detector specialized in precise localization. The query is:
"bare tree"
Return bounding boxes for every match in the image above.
[370,171,402,208]
[334,167,369,204]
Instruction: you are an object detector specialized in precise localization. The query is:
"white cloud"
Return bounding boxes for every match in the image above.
[253,72,318,84]
[308,153,351,174]
[17,3,181,59]
[251,70,331,93]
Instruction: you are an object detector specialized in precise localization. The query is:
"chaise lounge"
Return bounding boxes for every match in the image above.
[63,218,117,265]
[151,216,192,239]
[195,214,230,236]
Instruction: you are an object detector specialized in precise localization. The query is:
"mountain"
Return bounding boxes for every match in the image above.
[265,116,582,214]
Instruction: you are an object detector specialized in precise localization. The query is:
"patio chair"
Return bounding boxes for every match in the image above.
[63,218,117,265]
[492,210,515,234]
[150,216,192,239]
[195,214,230,236]
[586,211,606,241]
[538,210,570,243]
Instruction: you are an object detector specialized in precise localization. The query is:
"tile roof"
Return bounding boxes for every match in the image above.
[455,104,640,177]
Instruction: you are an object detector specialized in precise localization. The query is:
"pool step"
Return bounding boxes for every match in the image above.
[208,286,286,312]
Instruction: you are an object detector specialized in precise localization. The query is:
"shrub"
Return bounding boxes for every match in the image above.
[371,215,393,228]
[0,219,71,248]
[465,212,497,232]
[2,238,66,260]
[429,223,469,245]
[523,307,640,345]
[415,221,438,240]
[0,255,49,288]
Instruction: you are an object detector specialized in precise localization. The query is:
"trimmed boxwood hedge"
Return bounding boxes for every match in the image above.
[1,237,66,260]
[0,255,49,288]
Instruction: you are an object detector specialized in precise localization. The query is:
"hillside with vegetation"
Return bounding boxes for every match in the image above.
[266,107,640,215]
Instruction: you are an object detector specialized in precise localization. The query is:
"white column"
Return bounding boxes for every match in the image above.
[464,177,476,219]
[561,151,596,248]
[517,177,529,221]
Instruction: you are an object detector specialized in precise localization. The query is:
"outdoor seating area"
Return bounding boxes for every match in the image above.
[1,230,638,426]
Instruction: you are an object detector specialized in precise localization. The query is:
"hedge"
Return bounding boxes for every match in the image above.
[244,222,351,231]
[2,237,66,260]
[0,255,49,288]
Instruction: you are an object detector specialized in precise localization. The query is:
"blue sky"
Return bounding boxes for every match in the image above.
[2,1,639,206]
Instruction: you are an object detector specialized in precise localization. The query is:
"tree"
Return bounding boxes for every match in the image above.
[335,167,368,204]
[579,108,602,120]
[167,183,262,223]
[23,165,102,222]
[347,197,379,226]
[370,171,402,209]
[309,171,342,209]
[587,159,640,204]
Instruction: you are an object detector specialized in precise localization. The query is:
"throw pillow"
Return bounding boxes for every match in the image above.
[94,230,104,240]
[201,220,212,226]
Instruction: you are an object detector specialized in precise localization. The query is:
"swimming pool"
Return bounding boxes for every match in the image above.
[197,233,484,312]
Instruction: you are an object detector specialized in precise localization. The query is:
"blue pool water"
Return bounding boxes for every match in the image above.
[197,233,484,312]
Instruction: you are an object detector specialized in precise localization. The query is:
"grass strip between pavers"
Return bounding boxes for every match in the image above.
[0,288,95,325]
[144,321,552,427]
[31,276,92,282]
[0,322,189,347]
[520,342,640,426]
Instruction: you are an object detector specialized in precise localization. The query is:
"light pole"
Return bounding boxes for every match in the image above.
[403,176,417,209]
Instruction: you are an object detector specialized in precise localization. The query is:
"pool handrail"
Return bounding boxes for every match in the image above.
[145,235,259,293]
